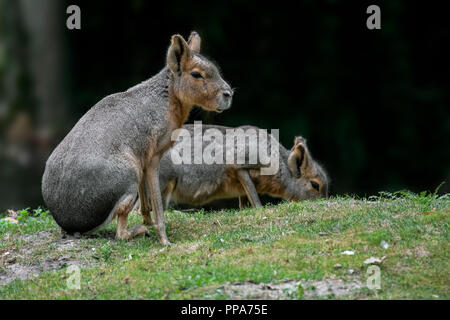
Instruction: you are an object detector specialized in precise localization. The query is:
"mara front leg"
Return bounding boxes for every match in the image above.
[138,178,153,226]
[147,155,171,245]
[136,179,171,225]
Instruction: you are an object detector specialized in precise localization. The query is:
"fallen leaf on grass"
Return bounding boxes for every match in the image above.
[363,256,386,265]
[7,210,18,219]
[6,257,16,264]
[3,217,18,224]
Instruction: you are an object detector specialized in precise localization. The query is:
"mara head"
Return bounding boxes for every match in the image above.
[286,136,329,200]
[167,31,233,112]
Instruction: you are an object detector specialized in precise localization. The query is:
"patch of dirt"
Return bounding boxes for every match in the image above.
[219,278,364,299]
[414,246,431,258]
[176,242,201,254]
[0,231,97,285]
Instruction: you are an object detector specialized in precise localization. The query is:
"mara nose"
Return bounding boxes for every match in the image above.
[223,90,233,99]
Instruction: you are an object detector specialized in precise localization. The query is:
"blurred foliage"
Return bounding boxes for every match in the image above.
[0,0,449,209]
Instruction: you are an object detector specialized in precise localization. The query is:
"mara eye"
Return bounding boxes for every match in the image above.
[190,71,203,79]
[310,181,320,191]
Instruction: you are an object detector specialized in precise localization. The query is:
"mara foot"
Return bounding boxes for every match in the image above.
[116,225,149,240]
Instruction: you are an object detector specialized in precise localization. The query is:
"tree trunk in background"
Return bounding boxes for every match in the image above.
[19,0,67,141]
[0,0,68,210]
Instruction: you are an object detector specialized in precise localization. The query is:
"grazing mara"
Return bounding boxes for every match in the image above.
[136,124,328,214]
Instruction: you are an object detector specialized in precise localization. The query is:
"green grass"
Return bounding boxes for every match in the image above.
[0,191,448,299]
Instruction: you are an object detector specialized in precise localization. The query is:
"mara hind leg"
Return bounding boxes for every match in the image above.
[162,180,176,211]
[115,194,149,240]
[238,195,251,209]
[237,170,262,208]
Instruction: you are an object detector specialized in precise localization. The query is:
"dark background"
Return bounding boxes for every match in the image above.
[0,0,449,210]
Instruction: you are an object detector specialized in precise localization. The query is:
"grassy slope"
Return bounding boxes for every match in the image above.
[0,192,449,299]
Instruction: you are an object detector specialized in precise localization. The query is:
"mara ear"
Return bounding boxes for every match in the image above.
[167,34,191,75]
[187,31,201,53]
[287,136,309,178]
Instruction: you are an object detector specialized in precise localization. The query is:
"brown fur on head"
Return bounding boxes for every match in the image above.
[287,136,329,199]
[167,32,233,112]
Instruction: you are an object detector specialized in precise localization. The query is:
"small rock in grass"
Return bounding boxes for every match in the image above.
[334,264,342,269]
[318,232,328,236]
[380,240,389,249]
[341,250,355,255]
[348,269,355,275]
